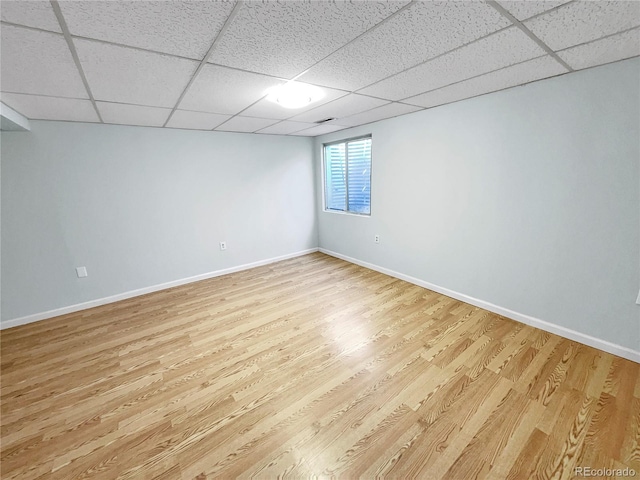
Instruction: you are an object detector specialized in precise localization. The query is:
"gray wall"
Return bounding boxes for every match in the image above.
[315,58,640,351]
[1,121,316,322]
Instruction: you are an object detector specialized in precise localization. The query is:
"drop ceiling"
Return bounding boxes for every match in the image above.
[1,0,638,136]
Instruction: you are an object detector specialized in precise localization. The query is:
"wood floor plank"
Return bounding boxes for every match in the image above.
[1,252,638,479]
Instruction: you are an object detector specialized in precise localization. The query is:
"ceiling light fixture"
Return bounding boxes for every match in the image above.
[266,82,324,109]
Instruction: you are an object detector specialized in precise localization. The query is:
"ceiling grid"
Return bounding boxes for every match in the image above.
[0,0,637,136]
[486,0,574,71]
[162,1,245,128]
[49,0,103,122]
[206,0,415,133]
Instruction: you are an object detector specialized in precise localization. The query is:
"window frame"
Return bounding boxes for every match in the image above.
[322,134,372,217]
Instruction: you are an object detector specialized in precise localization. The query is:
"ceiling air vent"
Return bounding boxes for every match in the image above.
[315,117,336,124]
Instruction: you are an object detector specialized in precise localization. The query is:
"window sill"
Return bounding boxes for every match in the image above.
[322,209,371,218]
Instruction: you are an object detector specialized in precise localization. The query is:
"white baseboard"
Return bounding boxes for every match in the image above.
[320,248,640,364]
[1,248,319,330]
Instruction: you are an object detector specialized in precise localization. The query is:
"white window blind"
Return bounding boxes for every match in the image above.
[324,137,371,215]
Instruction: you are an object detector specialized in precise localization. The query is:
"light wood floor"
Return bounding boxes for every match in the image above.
[1,253,638,479]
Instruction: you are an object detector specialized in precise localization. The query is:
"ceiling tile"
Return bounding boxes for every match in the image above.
[359,27,545,101]
[0,0,62,32]
[299,1,510,91]
[288,94,389,124]
[524,1,640,51]
[336,102,422,127]
[241,87,348,120]
[557,28,640,71]
[59,1,235,60]
[97,102,171,127]
[292,124,349,137]
[208,0,409,78]
[166,110,231,130]
[256,121,316,135]
[179,64,283,115]
[496,1,570,21]
[74,39,198,108]
[405,56,567,109]
[215,116,278,133]
[0,93,98,122]
[3,1,631,134]
[0,25,88,98]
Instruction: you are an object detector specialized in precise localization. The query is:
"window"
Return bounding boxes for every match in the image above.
[323,136,372,215]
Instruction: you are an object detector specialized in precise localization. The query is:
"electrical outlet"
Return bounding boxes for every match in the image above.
[76,266,88,278]
[220,241,227,251]
[374,234,380,244]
